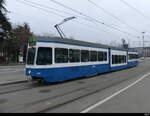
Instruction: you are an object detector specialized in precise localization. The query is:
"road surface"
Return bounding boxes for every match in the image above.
[0,59,150,113]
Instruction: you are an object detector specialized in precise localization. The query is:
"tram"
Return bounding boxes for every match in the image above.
[26,36,139,83]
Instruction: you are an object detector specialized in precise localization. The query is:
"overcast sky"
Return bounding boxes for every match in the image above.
[5,0,150,47]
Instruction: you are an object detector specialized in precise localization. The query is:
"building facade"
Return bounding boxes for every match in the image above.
[129,47,150,57]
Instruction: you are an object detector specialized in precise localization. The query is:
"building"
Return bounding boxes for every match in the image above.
[129,47,150,57]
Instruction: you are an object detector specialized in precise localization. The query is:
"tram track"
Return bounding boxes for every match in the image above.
[1,61,149,113]
[39,71,142,113]
[0,81,44,95]
[5,68,145,113]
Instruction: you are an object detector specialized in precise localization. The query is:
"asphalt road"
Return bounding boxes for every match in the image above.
[0,65,27,83]
[0,59,150,113]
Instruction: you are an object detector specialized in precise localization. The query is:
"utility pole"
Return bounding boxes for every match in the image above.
[142,32,145,58]
[54,16,76,39]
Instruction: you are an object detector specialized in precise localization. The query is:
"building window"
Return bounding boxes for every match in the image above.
[81,50,89,62]
[55,48,68,63]
[69,49,80,63]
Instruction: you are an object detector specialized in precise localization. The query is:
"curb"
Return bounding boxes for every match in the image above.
[0,80,29,86]
[0,63,26,66]
[0,64,25,66]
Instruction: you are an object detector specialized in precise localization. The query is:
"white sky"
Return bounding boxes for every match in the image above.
[5,0,150,47]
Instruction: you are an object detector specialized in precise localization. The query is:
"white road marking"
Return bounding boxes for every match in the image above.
[0,68,12,71]
[0,69,25,74]
[81,72,150,113]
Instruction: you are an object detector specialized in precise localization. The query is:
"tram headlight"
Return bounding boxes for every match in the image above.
[28,70,31,75]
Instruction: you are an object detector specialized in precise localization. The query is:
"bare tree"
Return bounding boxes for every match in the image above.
[0,0,11,64]
[109,40,122,48]
[10,23,33,63]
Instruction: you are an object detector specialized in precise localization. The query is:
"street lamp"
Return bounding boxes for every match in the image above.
[142,32,145,58]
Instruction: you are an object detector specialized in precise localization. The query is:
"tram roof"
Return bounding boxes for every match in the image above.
[35,36,127,51]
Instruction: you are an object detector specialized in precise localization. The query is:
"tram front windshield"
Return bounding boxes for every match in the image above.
[36,47,52,65]
[27,47,36,65]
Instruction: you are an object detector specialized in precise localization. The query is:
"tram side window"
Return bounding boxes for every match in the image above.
[112,55,115,64]
[81,50,89,62]
[129,54,138,60]
[134,54,138,59]
[129,54,132,60]
[55,48,68,63]
[112,55,117,64]
[90,51,97,62]
[134,54,136,59]
[98,52,107,61]
[120,56,124,63]
[134,55,136,59]
[115,55,119,64]
[104,52,107,61]
[36,47,52,65]
[124,56,127,63]
[98,52,103,61]
[134,54,137,59]
[69,49,80,63]
[112,55,126,64]
[118,56,121,64]
[120,56,122,63]
[136,54,138,59]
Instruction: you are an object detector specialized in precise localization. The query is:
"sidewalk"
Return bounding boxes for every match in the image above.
[0,66,29,86]
[0,63,25,66]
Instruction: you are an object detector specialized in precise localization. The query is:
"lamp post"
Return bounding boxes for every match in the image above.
[142,32,145,59]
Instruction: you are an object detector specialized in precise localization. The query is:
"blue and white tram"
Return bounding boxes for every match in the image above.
[110,49,128,71]
[128,51,139,67]
[26,37,139,83]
